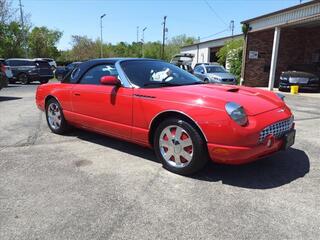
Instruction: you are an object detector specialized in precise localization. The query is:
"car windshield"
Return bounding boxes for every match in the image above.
[206,66,227,73]
[121,60,203,88]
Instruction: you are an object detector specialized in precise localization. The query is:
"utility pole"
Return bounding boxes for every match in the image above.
[19,0,28,58]
[161,16,167,59]
[136,26,139,43]
[100,13,106,58]
[230,20,235,37]
[197,36,200,64]
[141,27,147,57]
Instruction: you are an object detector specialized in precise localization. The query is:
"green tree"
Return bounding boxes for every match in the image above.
[69,35,100,60]
[28,26,62,58]
[0,21,25,58]
[165,34,196,60]
[217,38,244,81]
[57,34,196,62]
[0,0,14,24]
[143,41,162,59]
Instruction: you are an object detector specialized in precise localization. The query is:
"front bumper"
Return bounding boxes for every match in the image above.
[207,138,284,165]
[279,81,320,90]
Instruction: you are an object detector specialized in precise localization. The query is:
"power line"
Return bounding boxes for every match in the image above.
[203,0,227,26]
[200,28,229,41]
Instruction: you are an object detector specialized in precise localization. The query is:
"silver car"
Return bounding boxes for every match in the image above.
[194,64,237,85]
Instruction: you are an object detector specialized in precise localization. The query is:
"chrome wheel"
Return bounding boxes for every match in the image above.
[47,102,62,130]
[159,125,193,168]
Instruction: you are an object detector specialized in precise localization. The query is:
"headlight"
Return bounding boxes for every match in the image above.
[225,102,248,126]
[276,93,285,101]
[280,76,288,81]
[211,76,221,81]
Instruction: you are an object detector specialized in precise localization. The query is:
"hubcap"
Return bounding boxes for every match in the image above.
[47,103,62,130]
[159,125,193,168]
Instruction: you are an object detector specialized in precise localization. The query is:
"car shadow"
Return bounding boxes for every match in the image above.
[0,96,22,102]
[69,129,309,189]
[70,129,157,162]
[192,148,310,189]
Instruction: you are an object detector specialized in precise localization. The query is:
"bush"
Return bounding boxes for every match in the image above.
[217,38,244,82]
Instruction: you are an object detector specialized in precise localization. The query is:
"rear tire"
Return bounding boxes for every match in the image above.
[45,98,69,134]
[19,73,29,85]
[40,79,49,84]
[154,118,208,175]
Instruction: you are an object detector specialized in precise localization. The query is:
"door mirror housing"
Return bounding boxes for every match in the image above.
[100,75,121,86]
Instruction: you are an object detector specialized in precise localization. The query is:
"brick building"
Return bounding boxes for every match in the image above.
[241,0,320,89]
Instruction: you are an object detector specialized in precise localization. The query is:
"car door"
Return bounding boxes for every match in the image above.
[194,66,205,80]
[35,61,53,78]
[71,63,133,139]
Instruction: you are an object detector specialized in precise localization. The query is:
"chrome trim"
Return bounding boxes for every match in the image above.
[149,110,208,142]
[115,60,134,88]
[115,59,168,89]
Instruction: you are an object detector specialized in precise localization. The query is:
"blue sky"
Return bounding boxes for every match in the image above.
[13,0,308,50]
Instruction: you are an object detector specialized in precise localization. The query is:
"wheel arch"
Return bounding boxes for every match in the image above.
[149,110,207,146]
[17,71,29,77]
[44,95,60,109]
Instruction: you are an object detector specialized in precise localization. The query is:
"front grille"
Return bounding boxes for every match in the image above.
[222,78,234,82]
[259,116,294,143]
[289,77,308,84]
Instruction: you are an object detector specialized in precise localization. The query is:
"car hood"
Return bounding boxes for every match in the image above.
[141,84,284,116]
[207,72,235,79]
[281,71,318,78]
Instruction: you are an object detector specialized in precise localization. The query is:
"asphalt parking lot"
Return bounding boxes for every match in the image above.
[0,84,319,240]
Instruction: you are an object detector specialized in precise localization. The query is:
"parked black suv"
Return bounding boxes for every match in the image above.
[279,64,320,92]
[5,58,54,84]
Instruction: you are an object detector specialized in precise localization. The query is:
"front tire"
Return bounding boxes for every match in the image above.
[45,98,69,134]
[154,118,208,175]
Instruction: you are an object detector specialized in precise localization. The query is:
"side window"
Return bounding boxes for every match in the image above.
[194,66,202,73]
[79,64,118,85]
[35,61,50,68]
[7,60,18,66]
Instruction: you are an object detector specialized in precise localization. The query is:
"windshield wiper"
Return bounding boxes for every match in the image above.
[143,82,182,87]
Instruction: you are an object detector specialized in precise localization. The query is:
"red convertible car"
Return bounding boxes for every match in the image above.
[36,58,295,175]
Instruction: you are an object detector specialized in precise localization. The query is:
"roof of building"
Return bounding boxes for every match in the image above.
[181,34,243,49]
[242,0,320,24]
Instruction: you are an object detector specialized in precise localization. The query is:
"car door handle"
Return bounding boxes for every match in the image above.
[74,93,81,96]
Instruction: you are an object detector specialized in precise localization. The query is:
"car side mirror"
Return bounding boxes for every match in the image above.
[100,75,121,86]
